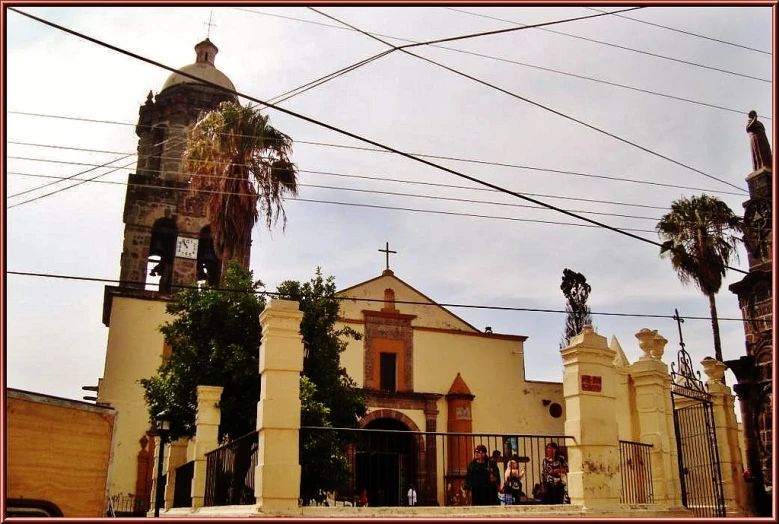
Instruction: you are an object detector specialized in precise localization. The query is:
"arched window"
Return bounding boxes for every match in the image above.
[147,217,176,293]
[197,225,220,286]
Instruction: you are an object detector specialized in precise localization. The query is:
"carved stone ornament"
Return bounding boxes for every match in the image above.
[744,198,772,261]
[701,356,727,383]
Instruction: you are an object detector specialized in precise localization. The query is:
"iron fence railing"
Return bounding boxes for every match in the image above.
[173,460,195,508]
[299,427,573,507]
[618,440,654,504]
[203,431,258,507]
[106,493,146,517]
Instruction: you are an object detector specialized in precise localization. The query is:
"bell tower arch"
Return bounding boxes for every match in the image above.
[118,38,240,292]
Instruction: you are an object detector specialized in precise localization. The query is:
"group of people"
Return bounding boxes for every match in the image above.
[464,442,568,506]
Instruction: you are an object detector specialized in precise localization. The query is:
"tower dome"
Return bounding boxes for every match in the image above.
[160,38,235,93]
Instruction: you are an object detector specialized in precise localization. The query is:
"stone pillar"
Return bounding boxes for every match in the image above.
[254,299,304,512]
[191,385,224,509]
[164,439,188,509]
[629,329,682,507]
[560,325,620,509]
[701,357,749,516]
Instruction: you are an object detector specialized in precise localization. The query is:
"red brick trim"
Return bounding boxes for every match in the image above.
[360,408,421,432]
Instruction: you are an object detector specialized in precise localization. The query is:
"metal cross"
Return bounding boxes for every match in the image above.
[378,241,397,270]
[672,308,686,350]
[204,11,216,39]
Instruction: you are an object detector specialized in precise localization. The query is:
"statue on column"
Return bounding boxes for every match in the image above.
[747,110,772,172]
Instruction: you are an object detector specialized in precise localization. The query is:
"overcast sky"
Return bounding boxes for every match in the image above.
[4,6,773,420]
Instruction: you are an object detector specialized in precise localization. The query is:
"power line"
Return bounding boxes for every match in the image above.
[7,119,748,198]
[584,7,772,55]
[308,8,748,195]
[446,7,771,83]
[11,170,761,235]
[5,170,658,232]
[6,270,749,322]
[6,151,745,216]
[7,160,137,209]
[7,8,748,275]
[234,7,770,120]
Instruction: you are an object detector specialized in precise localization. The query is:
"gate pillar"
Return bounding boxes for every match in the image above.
[628,329,683,508]
[560,325,620,509]
[191,385,223,509]
[254,299,305,512]
[701,358,749,516]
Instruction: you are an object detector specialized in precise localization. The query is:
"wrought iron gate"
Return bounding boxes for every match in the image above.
[670,344,726,517]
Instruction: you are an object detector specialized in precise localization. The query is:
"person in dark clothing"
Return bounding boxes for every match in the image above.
[541,442,568,504]
[464,444,501,506]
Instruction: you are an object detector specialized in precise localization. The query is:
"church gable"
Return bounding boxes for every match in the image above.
[338,270,479,332]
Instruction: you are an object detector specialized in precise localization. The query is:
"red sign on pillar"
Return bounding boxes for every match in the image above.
[581,375,602,392]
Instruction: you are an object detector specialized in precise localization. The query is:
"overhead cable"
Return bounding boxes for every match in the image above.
[7,8,748,275]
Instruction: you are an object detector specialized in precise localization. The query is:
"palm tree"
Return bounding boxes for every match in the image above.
[183,101,298,280]
[656,195,742,363]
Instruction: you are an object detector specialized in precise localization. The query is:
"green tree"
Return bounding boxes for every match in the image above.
[140,261,265,442]
[183,101,298,280]
[141,264,366,502]
[656,195,742,363]
[559,268,594,348]
[277,268,367,503]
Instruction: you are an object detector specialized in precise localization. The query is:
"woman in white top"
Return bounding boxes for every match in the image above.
[502,459,526,505]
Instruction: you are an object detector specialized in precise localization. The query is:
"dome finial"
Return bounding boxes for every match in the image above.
[195,39,218,66]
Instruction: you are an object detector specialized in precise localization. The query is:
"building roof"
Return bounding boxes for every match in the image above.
[160,38,235,93]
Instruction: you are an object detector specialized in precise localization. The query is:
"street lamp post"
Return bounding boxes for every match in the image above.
[153,410,171,518]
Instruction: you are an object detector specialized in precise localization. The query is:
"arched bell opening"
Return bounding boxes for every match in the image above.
[146,217,176,293]
[196,225,220,286]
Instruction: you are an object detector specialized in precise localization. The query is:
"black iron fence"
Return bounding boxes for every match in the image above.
[106,493,146,517]
[203,431,258,507]
[173,460,195,508]
[299,427,573,507]
[618,440,654,504]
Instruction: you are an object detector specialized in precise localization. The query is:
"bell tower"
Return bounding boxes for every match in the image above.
[119,38,239,292]
[725,110,773,516]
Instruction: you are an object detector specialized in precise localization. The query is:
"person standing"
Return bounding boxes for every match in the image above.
[407,485,417,506]
[464,444,501,506]
[502,459,526,505]
[541,442,568,504]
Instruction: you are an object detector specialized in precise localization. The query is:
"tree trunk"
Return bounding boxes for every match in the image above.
[708,292,725,383]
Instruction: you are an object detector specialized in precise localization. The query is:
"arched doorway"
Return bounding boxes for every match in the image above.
[356,417,419,507]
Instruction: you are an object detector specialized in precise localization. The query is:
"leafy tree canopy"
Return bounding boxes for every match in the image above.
[141,263,366,500]
[559,268,593,348]
[141,261,265,442]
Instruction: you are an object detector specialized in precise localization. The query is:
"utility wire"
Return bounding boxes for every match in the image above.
[11,170,761,234]
[5,170,659,232]
[6,270,749,322]
[6,152,747,211]
[7,160,137,209]
[585,7,772,55]
[7,121,748,198]
[446,7,771,83]
[310,7,748,194]
[234,7,770,119]
[6,153,134,199]
[7,8,748,275]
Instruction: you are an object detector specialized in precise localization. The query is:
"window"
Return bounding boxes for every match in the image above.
[379,352,397,392]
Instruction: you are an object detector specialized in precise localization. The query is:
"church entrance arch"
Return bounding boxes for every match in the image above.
[356,412,421,507]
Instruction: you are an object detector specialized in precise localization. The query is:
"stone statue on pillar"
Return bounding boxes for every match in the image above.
[746,111,772,172]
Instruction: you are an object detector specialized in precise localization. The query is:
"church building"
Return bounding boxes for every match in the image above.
[94,38,564,511]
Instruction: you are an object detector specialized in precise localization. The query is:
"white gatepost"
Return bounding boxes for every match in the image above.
[254,299,304,512]
[191,385,223,509]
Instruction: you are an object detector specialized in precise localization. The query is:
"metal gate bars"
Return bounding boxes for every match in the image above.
[670,344,726,517]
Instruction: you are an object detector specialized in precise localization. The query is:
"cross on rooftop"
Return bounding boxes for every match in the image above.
[204,11,216,39]
[378,242,397,270]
